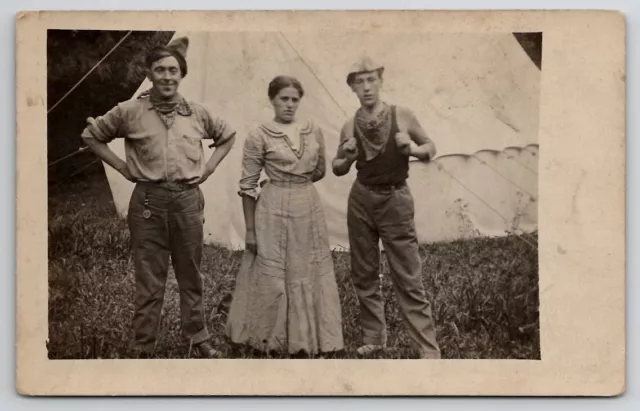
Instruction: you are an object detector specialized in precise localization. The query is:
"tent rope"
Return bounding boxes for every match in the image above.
[48,146,89,167]
[51,158,101,187]
[47,31,133,115]
[434,159,538,250]
[500,152,538,175]
[277,32,349,117]
[470,156,537,199]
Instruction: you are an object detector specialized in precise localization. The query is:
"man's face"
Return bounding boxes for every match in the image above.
[147,55,183,99]
[350,71,382,108]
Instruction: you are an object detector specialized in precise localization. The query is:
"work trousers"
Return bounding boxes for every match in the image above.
[127,182,210,353]
[347,179,441,359]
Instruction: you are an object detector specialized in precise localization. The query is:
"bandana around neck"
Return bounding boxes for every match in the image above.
[137,88,193,128]
[354,102,392,161]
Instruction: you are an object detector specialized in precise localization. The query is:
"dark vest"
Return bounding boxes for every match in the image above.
[353,105,409,186]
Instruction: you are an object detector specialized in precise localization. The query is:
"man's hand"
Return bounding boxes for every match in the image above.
[85,116,97,128]
[117,163,136,182]
[195,172,212,185]
[396,106,436,162]
[195,163,218,185]
[245,230,257,254]
[342,138,359,161]
[395,131,412,156]
[332,127,359,177]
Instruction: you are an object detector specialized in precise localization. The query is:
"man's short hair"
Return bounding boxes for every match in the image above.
[145,46,188,77]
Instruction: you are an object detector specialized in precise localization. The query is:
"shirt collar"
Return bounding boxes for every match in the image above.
[260,119,313,137]
[137,89,193,117]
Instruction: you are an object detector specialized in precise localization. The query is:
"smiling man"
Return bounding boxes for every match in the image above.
[81,37,236,358]
[332,56,441,359]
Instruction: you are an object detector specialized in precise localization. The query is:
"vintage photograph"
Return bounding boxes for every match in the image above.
[46,28,542,361]
[15,9,626,396]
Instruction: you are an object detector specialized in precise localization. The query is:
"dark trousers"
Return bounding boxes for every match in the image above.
[347,179,441,359]
[127,182,210,353]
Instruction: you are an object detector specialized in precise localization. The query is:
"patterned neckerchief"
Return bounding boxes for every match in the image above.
[354,102,392,161]
[137,88,193,128]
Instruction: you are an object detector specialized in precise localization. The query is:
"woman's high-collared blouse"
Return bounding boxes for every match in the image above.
[238,119,326,199]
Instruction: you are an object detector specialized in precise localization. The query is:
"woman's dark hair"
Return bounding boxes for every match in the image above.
[145,47,188,77]
[268,76,304,100]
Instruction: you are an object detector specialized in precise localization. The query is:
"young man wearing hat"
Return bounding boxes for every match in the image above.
[81,37,236,358]
[332,57,441,359]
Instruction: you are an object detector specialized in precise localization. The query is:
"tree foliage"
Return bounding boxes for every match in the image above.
[513,32,542,70]
[47,30,174,183]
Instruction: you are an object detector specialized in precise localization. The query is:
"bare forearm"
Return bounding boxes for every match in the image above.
[332,156,355,176]
[81,136,127,172]
[410,141,436,161]
[242,195,257,233]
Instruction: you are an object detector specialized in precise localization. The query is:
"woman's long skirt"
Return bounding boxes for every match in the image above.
[226,181,344,355]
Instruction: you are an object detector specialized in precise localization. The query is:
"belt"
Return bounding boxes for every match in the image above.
[358,180,407,192]
[137,181,198,192]
[268,179,312,188]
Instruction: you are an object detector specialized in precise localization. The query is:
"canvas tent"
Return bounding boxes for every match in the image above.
[103,30,540,250]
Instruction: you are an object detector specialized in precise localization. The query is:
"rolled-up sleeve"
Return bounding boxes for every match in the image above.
[311,127,326,182]
[238,131,264,199]
[81,104,124,144]
[202,108,236,148]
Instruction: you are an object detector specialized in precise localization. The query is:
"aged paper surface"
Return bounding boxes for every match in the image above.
[16,10,625,395]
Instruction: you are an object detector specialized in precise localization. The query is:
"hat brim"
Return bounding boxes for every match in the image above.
[346,67,385,85]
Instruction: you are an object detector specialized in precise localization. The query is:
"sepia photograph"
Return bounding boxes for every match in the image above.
[46,28,541,361]
[15,10,625,396]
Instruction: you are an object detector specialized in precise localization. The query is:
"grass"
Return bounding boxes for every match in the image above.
[47,169,540,360]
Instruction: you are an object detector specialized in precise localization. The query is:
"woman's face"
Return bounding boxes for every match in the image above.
[271,86,301,123]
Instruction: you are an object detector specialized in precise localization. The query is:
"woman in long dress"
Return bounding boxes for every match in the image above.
[226,76,344,357]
